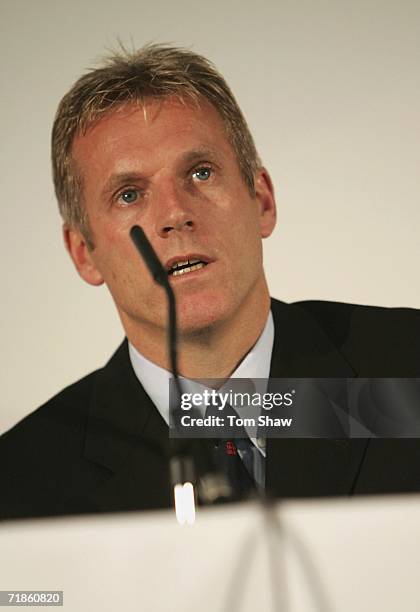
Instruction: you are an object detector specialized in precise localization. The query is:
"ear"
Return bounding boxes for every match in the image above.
[255,167,277,238]
[63,224,104,286]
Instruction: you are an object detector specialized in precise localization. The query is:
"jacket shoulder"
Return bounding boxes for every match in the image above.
[0,369,103,519]
[290,299,420,374]
[1,368,98,442]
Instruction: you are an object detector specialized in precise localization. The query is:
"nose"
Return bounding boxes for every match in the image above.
[160,214,194,237]
[154,182,196,238]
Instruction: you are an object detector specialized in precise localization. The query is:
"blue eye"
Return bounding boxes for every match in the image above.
[119,188,139,205]
[192,167,212,181]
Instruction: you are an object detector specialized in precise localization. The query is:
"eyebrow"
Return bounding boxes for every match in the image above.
[101,147,222,198]
[180,147,221,165]
[102,173,146,198]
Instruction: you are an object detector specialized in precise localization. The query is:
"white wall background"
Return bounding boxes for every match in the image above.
[1,0,419,433]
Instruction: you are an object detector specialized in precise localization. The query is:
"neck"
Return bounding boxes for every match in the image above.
[123,284,271,379]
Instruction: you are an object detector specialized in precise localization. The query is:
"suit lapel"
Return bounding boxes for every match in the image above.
[81,341,224,511]
[83,340,172,511]
[266,299,369,498]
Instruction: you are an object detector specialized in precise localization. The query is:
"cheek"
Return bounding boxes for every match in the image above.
[229,202,262,246]
[92,208,133,247]
[90,230,133,281]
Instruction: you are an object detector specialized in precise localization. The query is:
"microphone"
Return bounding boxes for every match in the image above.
[130,225,196,522]
[130,225,232,519]
[129,225,182,401]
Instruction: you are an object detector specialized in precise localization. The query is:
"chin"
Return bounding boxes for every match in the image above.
[176,292,236,336]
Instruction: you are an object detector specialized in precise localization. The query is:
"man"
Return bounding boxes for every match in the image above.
[1,44,419,520]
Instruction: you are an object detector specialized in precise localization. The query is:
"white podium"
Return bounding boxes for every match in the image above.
[1,494,420,611]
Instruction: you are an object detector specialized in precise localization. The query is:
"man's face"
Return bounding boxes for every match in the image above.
[67,97,276,336]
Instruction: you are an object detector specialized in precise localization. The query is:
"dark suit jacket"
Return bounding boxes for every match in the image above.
[1,298,420,520]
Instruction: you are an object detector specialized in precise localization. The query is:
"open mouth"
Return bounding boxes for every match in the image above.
[167,258,209,277]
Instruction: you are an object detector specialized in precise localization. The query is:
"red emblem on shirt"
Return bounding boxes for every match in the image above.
[226,441,237,455]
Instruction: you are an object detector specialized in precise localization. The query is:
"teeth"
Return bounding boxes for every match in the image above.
[172,262,205,276]
[170,258,201,270]
[172,260,188,269]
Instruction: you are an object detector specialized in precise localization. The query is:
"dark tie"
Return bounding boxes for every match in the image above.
[213,438,256,499]
[205,396,258,499]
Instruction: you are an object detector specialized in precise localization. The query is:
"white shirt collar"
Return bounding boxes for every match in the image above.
[128,310,274,425]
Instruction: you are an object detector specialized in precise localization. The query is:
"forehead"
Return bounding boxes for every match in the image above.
[71,96,236,174]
